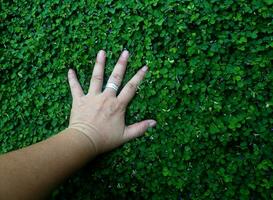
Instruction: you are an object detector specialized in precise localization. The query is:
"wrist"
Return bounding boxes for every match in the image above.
[63,127,98,157]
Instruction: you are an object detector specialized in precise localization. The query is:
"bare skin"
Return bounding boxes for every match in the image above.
[0,50,157,200]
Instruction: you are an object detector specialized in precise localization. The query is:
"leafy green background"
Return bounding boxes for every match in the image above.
[1,0,273,199]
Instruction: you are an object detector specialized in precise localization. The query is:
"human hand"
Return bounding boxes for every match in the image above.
[67,50,157,155]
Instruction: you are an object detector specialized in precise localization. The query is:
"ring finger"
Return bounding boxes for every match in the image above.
[104,50,129,96]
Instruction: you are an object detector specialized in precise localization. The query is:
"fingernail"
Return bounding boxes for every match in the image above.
[98,50,105,58]
[148,120,157,128]
[68,69,73,74]
[142,66,148,72]
[121,50,129,58]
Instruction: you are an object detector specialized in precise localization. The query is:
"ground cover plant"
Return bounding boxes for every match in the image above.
[1,0,273,199]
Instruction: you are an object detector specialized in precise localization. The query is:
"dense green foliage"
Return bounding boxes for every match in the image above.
[1,0,273,199]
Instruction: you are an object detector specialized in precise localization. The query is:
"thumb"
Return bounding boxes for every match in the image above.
[123,119,157,142]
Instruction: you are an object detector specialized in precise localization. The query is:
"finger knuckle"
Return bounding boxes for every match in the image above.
[69,81,76,89]
[118,57,127,65]
[93,74,103,81]
[137,71,144,79]
[112,73,122,82]
[117,101,126,112]
[71,84,77,90]
[127,82,137,91]
[108,103,118,115]
[95,95,107,111]
[101,94,108,103]
[96,57,104,64]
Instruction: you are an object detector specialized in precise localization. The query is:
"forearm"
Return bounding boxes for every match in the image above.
[0,128,96,200]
